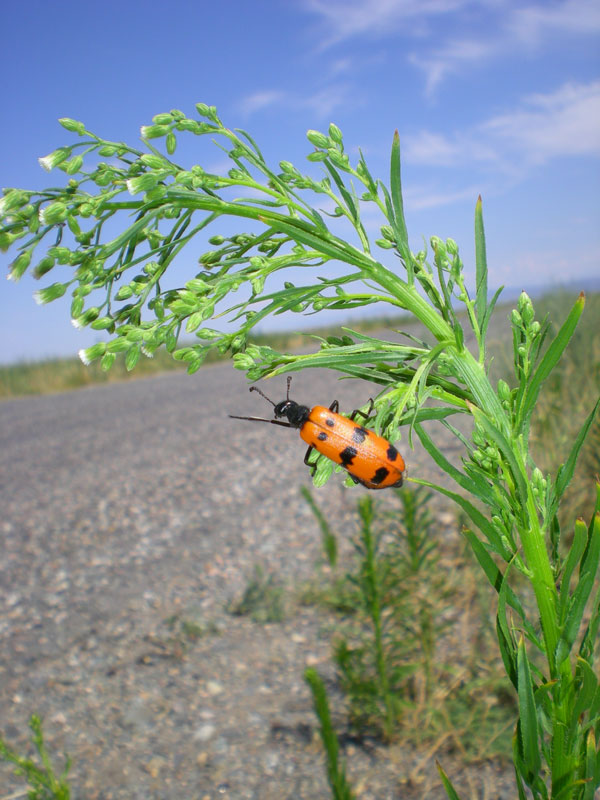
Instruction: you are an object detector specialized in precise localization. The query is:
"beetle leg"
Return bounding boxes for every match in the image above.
[349,398,374,422]
[304,444,318,475]
[328,400,339,413]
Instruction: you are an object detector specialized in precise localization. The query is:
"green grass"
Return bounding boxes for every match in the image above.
[226,564,287,623]
[301,487,517,760]
[0,715,71,800]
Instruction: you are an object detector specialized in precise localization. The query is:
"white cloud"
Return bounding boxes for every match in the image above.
[402,131,462,166]
[508,0,600,46]
[239,83,357,120]
[408,38,496,97]
[481,81,600,163]
[303,0,469,48]
[239,90,287,115]
[404,183,482,211]
[305,0,600,95]
[404,80,600,170]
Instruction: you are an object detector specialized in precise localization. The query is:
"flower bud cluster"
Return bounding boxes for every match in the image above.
[470,422,500,473]
[306,125,350,171]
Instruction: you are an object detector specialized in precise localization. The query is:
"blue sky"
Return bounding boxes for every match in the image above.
[1,0,599,364]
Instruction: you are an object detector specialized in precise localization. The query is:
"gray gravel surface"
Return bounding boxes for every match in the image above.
[0,362,516,799]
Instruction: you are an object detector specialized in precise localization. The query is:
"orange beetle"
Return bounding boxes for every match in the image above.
[229,377,405,489]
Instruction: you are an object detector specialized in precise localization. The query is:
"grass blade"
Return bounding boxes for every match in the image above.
[497,573,519,689]
[305,668,356,800]
[553,398,600,514]
[389,131,410,263]
[301,486,337,566]
[516,637,541,778]
[474,195,488,331]
[556,513,600,667]
[582,728,598,800]
[436,761,464,799]
[462,527,542,647]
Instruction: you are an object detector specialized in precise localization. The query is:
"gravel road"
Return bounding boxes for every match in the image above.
[0,362,515,799]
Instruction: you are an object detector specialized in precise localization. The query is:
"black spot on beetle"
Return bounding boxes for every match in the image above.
[387,445,399,461]
[352,426,369,444]
[317,432,328,441]
[339,446,358,466]
[326,417,335,427]
[370,467,390,485]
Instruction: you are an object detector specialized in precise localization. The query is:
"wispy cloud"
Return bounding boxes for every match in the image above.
[404,80,600,170]
[508,0,600,46]
[239,90,287,116]
[238,83,358,119]
[481,81,600,163]
[304,0,600,95]
[404,183,482,211]
[303,0,468,49]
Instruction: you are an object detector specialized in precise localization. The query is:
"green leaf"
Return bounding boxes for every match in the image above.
[389,131,410,261]
[558,518,589,619]
[516,636,541,777]
[518,293,585,430]
[552,397,600,516]
[436,761,464,800]
[462,528,542,647]
[556,513,600,666]
[474,195,488,331]
[479,284,504,344]
[301,486,337,566]
[582,728,598,800]
[496,575,519,689]
[414,423,513,559]
[573,657,599,722]
[304,668,356,800]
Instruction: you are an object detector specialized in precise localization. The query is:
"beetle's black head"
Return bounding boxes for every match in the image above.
[247,377,311,428]
[274,399,311,428]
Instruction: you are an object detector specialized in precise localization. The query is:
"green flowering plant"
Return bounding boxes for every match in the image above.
[2,104,599,798]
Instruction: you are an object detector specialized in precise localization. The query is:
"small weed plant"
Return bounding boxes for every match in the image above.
[303,486,516,762]
[0,715,71,800]
[227,564,286,623]
[2,104,598,797]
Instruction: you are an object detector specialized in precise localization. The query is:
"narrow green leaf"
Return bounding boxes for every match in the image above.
[480,284,504,343]
[414,423,513,559]
[579,583,600,662]
[474,195,488,330]
[436,761,464,800]
[304,668,356,800]
[389,131,410,259]
[516,636,541,777]
[323,160,359,222]
[513,765,530,800]
[573,657,599,722]
[301,486,337,566]
[558,518,589,619]
[497,576,519,689]
[519,293,585,428]
[582,728,598,800]
[556,513,600,666]
[553,398,600,515]
[462,528,542,646]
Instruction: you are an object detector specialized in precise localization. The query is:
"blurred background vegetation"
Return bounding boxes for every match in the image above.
[2,290,598,524]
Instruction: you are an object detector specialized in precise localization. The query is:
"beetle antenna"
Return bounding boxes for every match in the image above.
[249,385,276,407]
[286,375,292,400]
